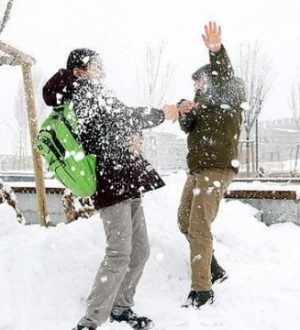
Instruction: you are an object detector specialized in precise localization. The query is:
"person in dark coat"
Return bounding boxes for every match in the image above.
[42,48,178,330]
[177,22,246,309]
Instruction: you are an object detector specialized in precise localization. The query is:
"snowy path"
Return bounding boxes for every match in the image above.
[1,172,300,330]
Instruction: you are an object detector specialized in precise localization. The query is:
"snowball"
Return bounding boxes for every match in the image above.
[192,255,202,262]
[74,152,85,161]
[207,187,214,194]
[56,93,63,104]
[100,276,108,283]
[193,188,201,196]
[240,102,250,111]
[213,181,221,188]
[231,160,240,168]
[82,56,90,65]
[221,104,231,110]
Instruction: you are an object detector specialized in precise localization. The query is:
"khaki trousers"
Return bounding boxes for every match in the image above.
[178,168,235,291]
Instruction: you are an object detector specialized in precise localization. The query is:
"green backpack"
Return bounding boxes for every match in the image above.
[34,101,97,197]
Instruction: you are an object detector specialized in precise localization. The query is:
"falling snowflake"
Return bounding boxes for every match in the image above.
[100,276,108,283]
[213,181,221,188]
[193,187,201,196]
[192,255,202,262]
[231,159,240,168]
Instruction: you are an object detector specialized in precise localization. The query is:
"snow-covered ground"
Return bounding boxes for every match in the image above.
[1,172,300,330]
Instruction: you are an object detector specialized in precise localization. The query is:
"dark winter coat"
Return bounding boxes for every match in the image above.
[42,70,165,209]
[179,45,246,173]
[72,79,166,209]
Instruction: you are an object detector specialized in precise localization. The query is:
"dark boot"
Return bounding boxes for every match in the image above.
[182,290,214,308]
[110,308,154,330]
[182,290,197,308]
[211,255,228,284]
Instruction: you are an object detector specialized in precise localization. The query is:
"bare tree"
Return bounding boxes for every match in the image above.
[136,41,176,169]
[288,81,300,127]
[236,43,273,175]
[137,41,176,108]
[11,69,49,170]
[0,0,14,35]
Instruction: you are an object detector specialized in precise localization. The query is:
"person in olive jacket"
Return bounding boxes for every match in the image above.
[177,22,246,309]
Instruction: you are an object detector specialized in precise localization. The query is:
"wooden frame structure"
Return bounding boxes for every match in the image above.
[0,41,49,227]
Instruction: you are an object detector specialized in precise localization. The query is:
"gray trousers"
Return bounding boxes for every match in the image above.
[79,198,150,328]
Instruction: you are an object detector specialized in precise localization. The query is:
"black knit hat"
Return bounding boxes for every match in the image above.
[192,64,212,81]
[66,48,98,71]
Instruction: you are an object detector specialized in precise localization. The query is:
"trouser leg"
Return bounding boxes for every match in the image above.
[79,200,133,327]
[178,174,195,239]
[188,169,234,291]
[112,198,150,314]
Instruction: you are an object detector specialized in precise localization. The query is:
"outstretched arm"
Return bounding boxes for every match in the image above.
[110,96,178,131]
[202,21,234,82]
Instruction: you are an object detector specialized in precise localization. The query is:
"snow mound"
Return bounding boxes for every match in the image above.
[1,173,300,330]
[0,203,21,236]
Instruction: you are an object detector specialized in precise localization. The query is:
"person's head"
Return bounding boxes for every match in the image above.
[67,48,105,80]
[192,64,211,93]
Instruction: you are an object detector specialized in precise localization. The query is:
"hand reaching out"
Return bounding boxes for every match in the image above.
[163,104,179,121]
[202,21,222,53]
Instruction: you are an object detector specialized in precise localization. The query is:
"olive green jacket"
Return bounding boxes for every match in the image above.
[179,45,246,173]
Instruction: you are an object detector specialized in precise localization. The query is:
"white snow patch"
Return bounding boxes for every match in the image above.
[1,172,300,329]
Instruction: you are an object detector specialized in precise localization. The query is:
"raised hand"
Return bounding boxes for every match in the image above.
[163,104,179,121]
[202,21,222,53]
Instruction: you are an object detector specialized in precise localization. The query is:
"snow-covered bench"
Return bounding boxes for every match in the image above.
[225,180,300,226]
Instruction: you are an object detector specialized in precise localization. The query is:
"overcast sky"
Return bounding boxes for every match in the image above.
[1,0,300,154]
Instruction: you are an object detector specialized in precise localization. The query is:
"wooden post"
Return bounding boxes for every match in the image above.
[0,41,49,226]
[21,64,49,227]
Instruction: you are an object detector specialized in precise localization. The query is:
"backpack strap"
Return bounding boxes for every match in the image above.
[39,128,66,159]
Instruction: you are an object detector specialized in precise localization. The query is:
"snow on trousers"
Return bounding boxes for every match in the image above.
[79,198,150,328]
[178,168,235,291]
